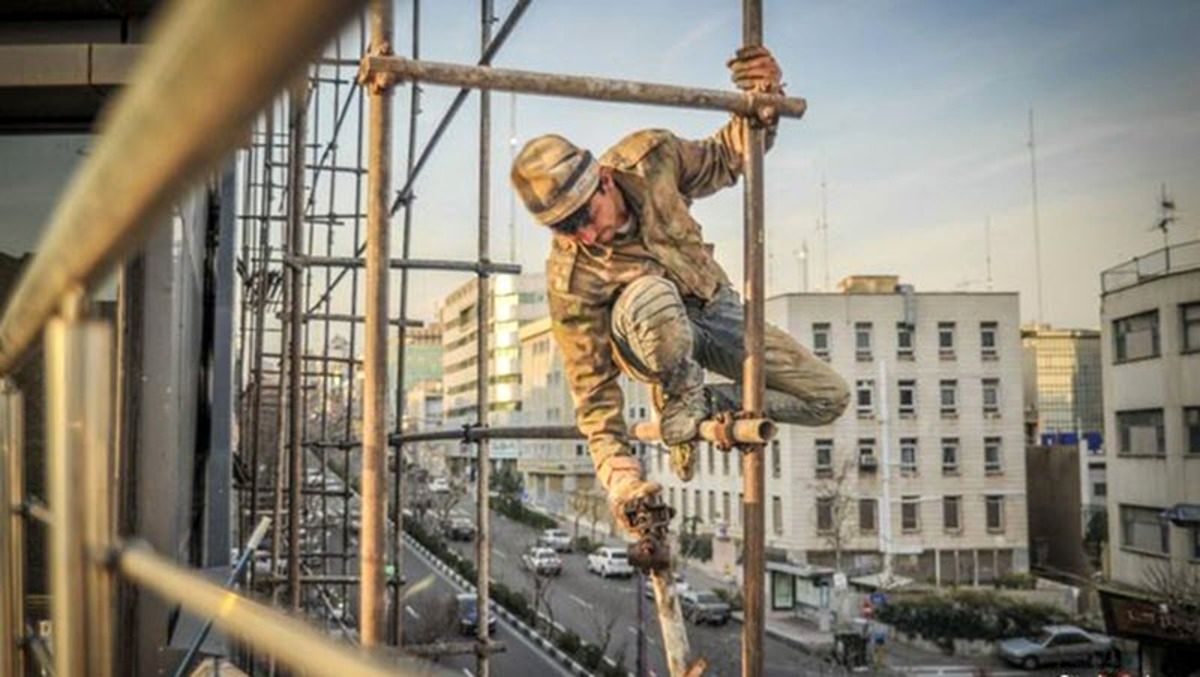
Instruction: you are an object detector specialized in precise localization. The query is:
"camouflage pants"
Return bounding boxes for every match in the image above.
[611,276,849,426]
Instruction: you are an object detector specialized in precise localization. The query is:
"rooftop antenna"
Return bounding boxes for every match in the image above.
[985,215,993,291]
[1152,183,1178,270]
[819,175,830,290]
[1027,108,1045,323]
[794,240,809,292]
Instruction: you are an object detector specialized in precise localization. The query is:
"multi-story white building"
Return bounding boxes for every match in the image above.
[437,273,546,473]
[648,275,1028,585]
[517,316,653,519]
[1096,240,1200,674]
[1099,241,1200,587]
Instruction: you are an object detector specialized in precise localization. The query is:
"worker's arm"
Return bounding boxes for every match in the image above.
[674,46,783,199]
[548,287,631,481]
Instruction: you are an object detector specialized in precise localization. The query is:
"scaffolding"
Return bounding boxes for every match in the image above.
[0,0,806,675]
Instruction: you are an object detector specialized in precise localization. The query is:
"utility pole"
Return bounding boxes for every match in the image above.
[1027,108,1045,323]
[820,177,830,291]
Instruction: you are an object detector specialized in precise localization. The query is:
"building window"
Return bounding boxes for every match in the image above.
[982,378,1000,416]
[858,438,878,472]
[939,380,958,416]
[943,496,962,532]
[941,437,960,474]
[856,379,875,418]
[938,322,956,359]
[897,322,914,360]
[709,491,717,522]
[771,440,781,479]
[984,436,1003,474]
[723,492,731,524]
[1120,504,1170,555]
[1093,482,1107,498]
[898,379,916,417]
[681,488,688,519]
[859,499,878,534]
[816,497,833,533]
[1117,409,1165,455]
[694,491,702,521]
[707,442,715,475]
[1114,310,1160,362]
[722,445,731,476]
[575,443,585,457]
[1186,407,1200,455]
[815,439,833,477]
[900,437,918,475]
[901,496,920,532]
[1183,303,1200,353]
[773,496,784,535]
[668,487,676,510]
[980,321,998,359]
[738,492,744,527]
[855,322,873,361]
[812,322,831,360]
[986,495,1005,533]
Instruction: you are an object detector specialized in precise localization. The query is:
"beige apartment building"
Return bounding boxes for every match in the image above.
[437,273,546,473]
[648,276,1029,585]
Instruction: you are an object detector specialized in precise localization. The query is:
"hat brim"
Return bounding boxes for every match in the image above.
[535,158,600,227]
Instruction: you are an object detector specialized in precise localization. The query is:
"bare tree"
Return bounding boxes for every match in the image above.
[523,544,560,635]
[569,487,610,543]
[430,481,467,534]
[402,592,459,646]
[814,460,856,572]
[1143,561,1200,613]
[587,596,625,667]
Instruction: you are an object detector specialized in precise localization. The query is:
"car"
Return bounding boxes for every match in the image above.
[643,572,689,600]
[521,547,564,576]
[679,590,731,625]
[536,528,573,553]
[587,546,634,578]
[428,477,451,494]
[997,624,1116,671]
[444,516,476,541]
[456,593,496,636]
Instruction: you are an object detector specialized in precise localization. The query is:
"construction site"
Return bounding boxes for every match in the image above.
[0,1,817,675]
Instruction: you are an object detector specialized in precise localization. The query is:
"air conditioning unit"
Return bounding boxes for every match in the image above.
[858,455,878,471]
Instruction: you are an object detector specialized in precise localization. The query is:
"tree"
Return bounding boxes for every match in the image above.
[1143,561,1200,615]
[586,596,626,670]
[569,487,610,542]
[814,460,856,572]
[523,539,559,634]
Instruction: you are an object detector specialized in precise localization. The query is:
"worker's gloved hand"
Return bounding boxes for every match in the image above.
[727,45,783,94]
[601,456,662,537]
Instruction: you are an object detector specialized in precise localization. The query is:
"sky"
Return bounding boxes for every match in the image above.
[3,0,1199,330]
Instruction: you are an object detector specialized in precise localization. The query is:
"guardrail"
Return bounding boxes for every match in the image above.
[1100,239,1200,294]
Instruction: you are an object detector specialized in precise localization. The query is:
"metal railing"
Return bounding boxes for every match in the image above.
[1101,239,1200,294]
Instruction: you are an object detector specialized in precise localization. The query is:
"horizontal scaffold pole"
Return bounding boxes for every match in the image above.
[294,255,521,275]
[386,417,775,446]
[361,56,807,119]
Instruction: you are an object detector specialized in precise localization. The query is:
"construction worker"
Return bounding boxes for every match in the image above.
[510,47,849,535]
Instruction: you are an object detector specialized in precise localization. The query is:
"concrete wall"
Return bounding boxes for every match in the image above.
[1025,445,1088,577]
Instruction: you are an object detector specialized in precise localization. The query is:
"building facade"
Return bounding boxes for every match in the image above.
[437,273,546,472]
[648,276,1029,585]
[1099,242,1200,587]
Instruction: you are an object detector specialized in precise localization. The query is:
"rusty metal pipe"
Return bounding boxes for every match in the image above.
[0,380,23,677]
[294,255,521,275]
[360,0,393,647]
[286,83,308,615]
[361,56,807,120]
[475,3,494,675]
[0,0,367,376]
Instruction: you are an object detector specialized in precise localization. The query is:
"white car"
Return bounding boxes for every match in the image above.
[521,547,564,576]
[587,547,634,578]
[643,572,689,599]
[428,477,450,493]
[536,528,573,553]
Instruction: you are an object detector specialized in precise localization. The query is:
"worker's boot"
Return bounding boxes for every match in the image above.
[652,383,707,482]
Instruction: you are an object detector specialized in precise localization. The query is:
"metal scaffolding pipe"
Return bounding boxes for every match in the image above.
[0,0,367,376]
[361,56,807,120]
[389,418,774,445]
[0,380,24,677]
[294,255,521,275]
[286,83,308,614]
[303,312,422,327]
[112,542,446,677]
[740,2,767,676]
[360,0,393,647]
[475,3,494,674]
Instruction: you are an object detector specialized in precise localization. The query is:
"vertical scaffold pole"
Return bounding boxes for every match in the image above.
[475,1,494,674]
[391,0,421,647]
[287,81,308,615]
[0,380,24,677]
[361,0,394,647]
[47,292,115,677]
[740,1,766,676]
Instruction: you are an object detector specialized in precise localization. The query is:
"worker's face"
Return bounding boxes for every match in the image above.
[573,173,623,247]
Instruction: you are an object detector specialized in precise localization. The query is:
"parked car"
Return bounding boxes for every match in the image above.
[643,572,689,600]
[521,547,564,576]
[444,516,476,541]
[536,528,573,553]
[456,593,496,635]
[587,547,634,578]
[679,590,731,625]
[998,625,1116,670]
[428,477,451,494]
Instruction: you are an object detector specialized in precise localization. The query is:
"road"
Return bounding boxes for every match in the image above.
[443,505,842,677]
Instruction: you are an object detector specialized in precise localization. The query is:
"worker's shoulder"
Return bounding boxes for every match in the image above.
[600,128,676,169]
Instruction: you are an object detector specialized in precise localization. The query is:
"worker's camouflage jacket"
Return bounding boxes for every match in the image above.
[546,116,773,474]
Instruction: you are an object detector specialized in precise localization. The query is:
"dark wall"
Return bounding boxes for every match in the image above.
[1025,445,1088,578]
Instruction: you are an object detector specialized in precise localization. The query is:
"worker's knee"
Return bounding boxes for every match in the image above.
[611,276,693,369]
[812,373,850,425]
